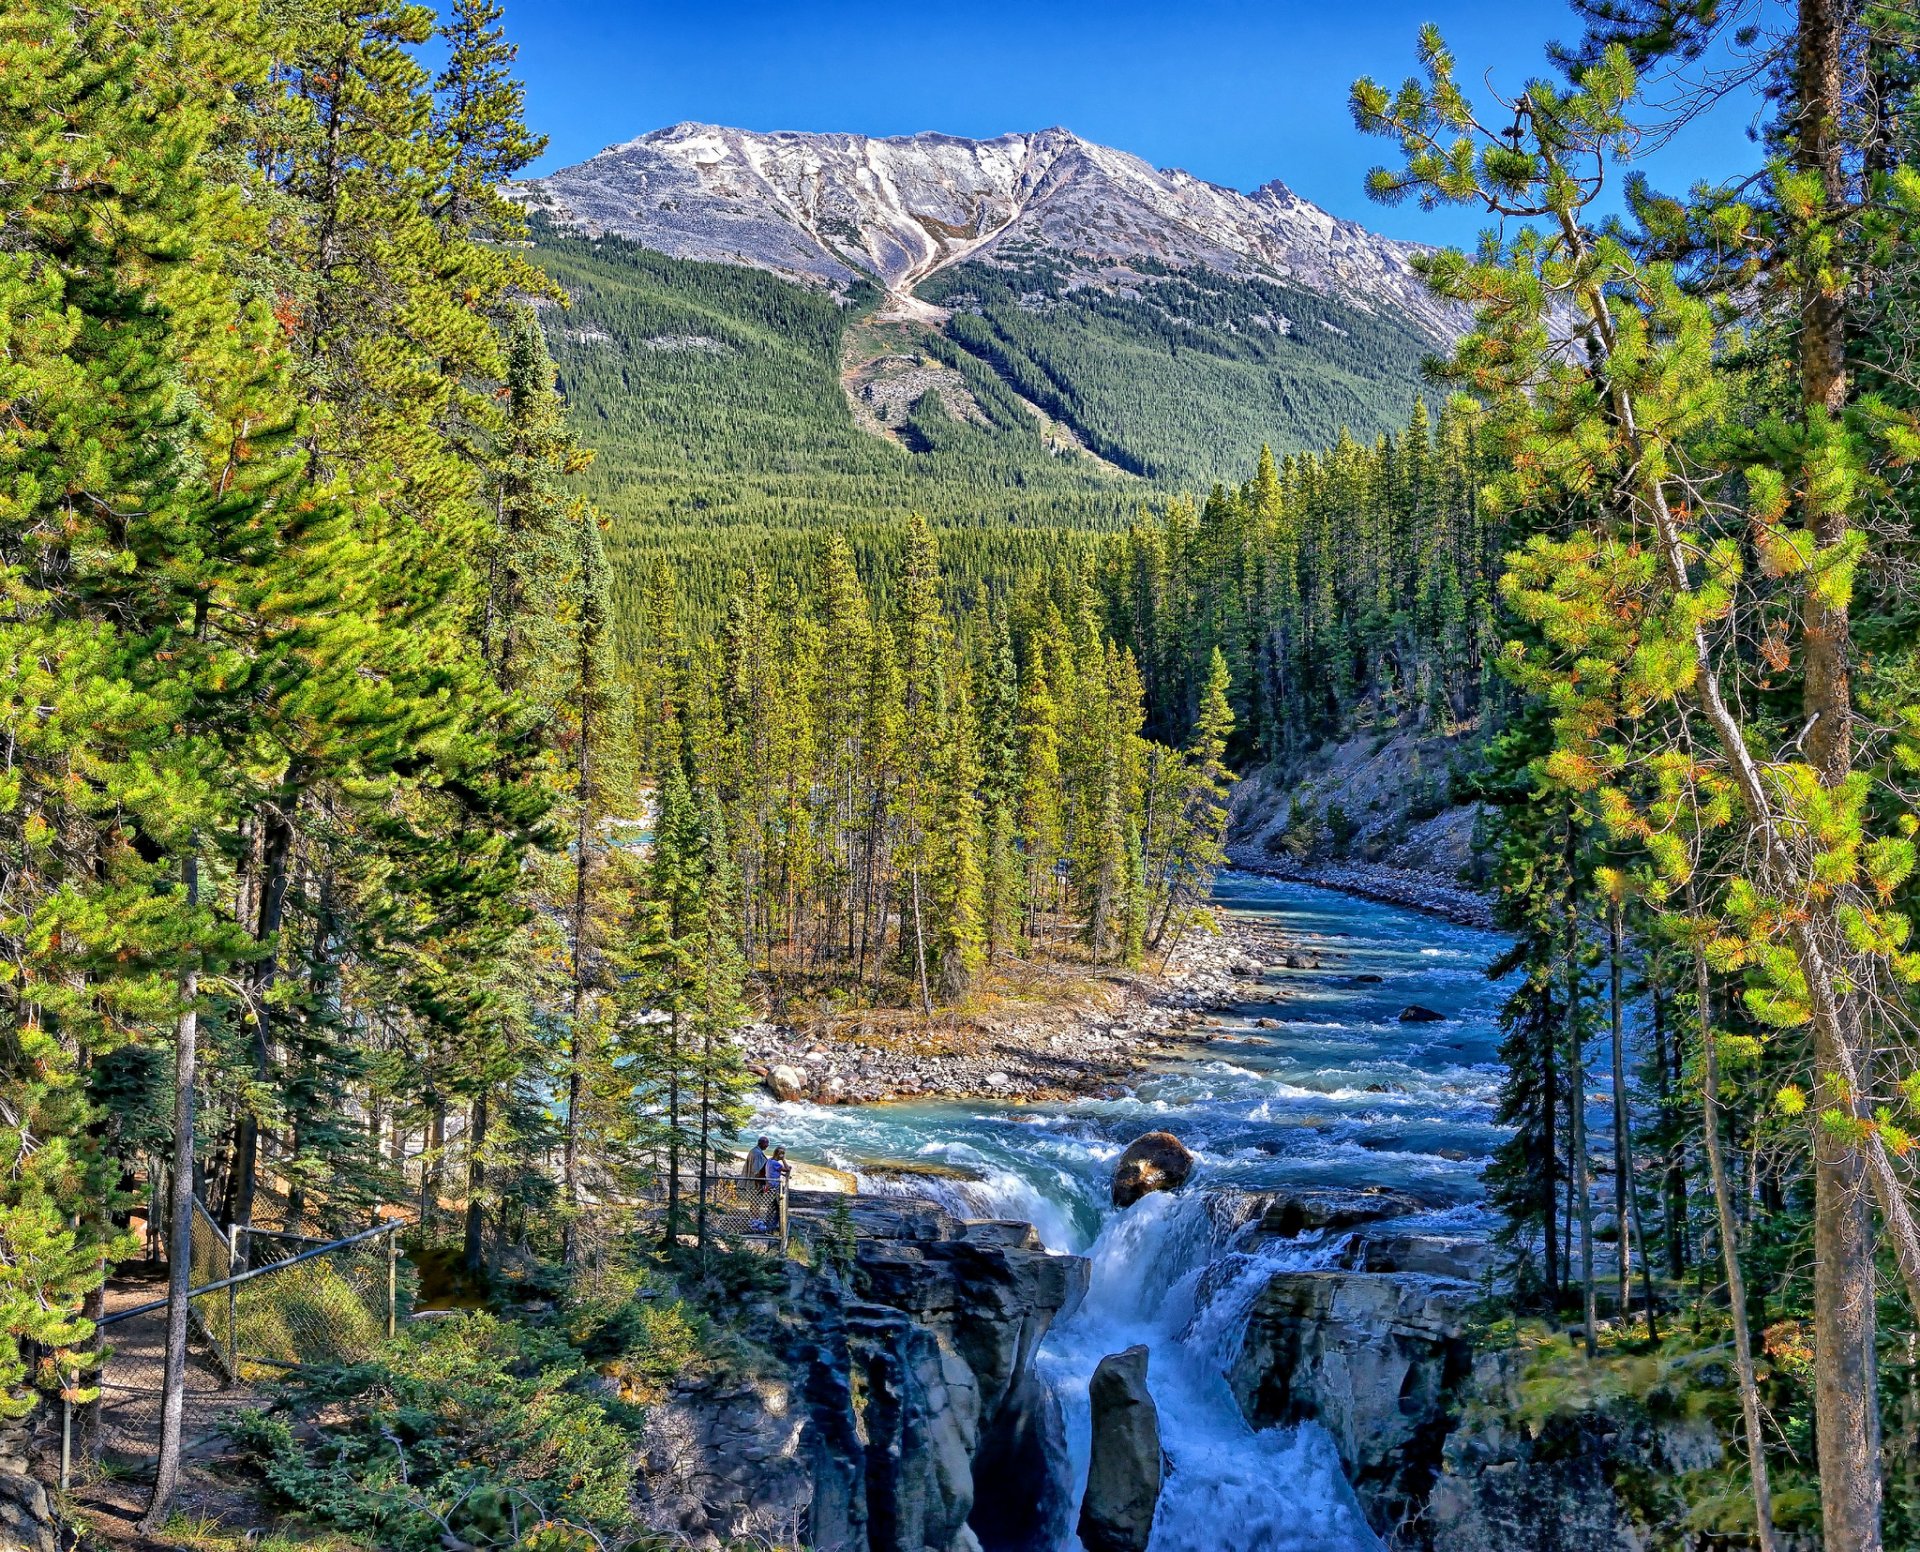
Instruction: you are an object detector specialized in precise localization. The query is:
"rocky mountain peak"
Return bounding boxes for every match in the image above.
[510,124,1456,339]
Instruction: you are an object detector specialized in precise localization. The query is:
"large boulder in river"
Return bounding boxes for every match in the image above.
[1398,1004,1448,1023]
[1077,1346,1162,1552]
[1110,1131,1194,1208]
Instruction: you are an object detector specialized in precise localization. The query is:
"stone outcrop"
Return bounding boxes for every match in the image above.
[1241,1185,1430,1240]
[1226,1261,1773,1552]
[634,1372,818,1545]
[0,1419,55,1552]
[1230,1270,1476,1538]
[630,1194,1086,1552]
[0,1472,55,1552]
[1422,1348,1737,1552]
[767,1063,809,1101]
[1110,1132,1194,1208]
[1077,1346,1162,1552]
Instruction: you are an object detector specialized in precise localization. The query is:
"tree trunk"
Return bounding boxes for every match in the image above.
[663,1011,683,1247]
[227,793,297,1258]
[1608,903,1632,1323]
[563,716,593,1266]
[1565,824,1595,1355]
[420,1098,445,1227]
[1608,903,1657,1339]
[910,865,932,1018]
[1794,5,1883,1545]
[141,856,200,1534]
[1543,954,1560,1303]
[462,1094,488,1276]
[1652,982,1688,1279]
[1696,946,1777,1552]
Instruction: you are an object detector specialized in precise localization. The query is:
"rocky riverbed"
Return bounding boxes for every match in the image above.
[741,914,1307,1106]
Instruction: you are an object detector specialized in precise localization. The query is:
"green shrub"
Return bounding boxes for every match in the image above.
[230,1312,649,1551]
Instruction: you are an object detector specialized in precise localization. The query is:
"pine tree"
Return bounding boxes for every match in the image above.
[1015,653,1066,950]
[978,616,1024,963]
[892,517,946,1013]
[929,666,987,997]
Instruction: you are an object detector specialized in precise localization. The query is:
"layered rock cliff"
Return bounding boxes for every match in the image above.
[631,1194,1086,1552]
[1223,1218,1778,1552]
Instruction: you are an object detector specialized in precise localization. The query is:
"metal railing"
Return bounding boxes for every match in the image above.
[647,1169,790,1250]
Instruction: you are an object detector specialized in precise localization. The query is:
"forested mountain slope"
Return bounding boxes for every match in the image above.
[520,124,1450,585]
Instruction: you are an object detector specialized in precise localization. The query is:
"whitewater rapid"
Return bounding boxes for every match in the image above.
[755,872,1510,1551]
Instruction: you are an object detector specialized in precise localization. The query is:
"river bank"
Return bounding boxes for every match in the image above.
[1228,848,1495,929]
[742,909,1299,1106]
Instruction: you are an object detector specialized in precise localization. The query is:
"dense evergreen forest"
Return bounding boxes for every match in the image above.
[0,1,1234,1537]
[8,0,1920,1549]
[525,224,1439,630]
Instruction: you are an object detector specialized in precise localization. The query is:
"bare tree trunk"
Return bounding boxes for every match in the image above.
[1795,6,1883,1545]
[141,856,200,1534]
[1565,824,1596,1356]
[1651,980,1688,1279]
[663,1011,683,1247]
[1543,943,1560,1304]
[563,719,594,1266]
[420,1099,444,1227]
[228,793,297,1261]
[1696,945,1777,1552]
[1608,903,1632,1323]
[1608,903,1658,1340]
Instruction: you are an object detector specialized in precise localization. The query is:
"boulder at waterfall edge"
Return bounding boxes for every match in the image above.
[1077,1345,1162,1552]
[1110,1131,1194,1208]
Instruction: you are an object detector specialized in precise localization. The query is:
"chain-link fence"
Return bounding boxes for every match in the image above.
[185,1201,403,1379]
[66,1203,405,1490]
[627,1170,789,1250]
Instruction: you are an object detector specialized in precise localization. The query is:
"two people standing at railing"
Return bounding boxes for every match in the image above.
[742,1136,790,1231]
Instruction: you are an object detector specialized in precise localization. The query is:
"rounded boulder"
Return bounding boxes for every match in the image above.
[1111,1131,1195,1209]
[767,1064,809,1101]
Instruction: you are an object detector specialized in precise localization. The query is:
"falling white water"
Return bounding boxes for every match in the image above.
[755,873,1515,1552]
[1034,1190,1382,1552]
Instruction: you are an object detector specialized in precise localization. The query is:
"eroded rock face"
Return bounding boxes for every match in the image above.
[1110,1132,1194,1208]
[1226,1265,1754,1552]
[1242,1185,1430,1241]
[1076,1346,1162,1552]
[631,1195,1086,1552]
[635,1374,816,1546]
[0,1470,56,1552]
[1229,1270,1475,1537]
[1424,1350,1728,1552]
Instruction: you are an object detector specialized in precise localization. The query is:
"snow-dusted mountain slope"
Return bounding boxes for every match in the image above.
[510,124,1454,339]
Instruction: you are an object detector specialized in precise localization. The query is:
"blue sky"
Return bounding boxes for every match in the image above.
[506,0,1768,248]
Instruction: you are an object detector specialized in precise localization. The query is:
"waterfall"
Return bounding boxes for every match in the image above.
[755,874,1513,1552]
[1028,1189,1382,1552]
